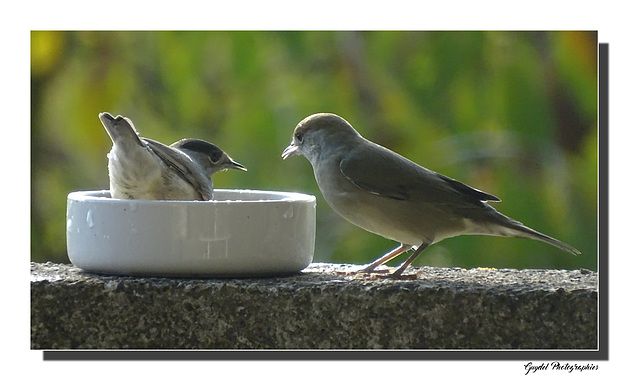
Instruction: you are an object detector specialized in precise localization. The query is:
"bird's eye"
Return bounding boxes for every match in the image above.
[295,132,303,143]
[209,150,223,165]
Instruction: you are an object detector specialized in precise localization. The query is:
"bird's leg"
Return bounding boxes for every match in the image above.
[391,242,430,278]
[359,244,413,274]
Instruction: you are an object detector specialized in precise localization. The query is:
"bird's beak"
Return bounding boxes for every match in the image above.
[227,158,247,171]
[281,143,299,160]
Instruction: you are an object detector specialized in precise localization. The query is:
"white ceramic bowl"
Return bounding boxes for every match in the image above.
[66,190,316,277]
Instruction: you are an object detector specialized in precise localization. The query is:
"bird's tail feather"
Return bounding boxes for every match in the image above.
[467,206,581,255]
[508,224,581,255]
[99,112,144,147]
[483,211,581,255]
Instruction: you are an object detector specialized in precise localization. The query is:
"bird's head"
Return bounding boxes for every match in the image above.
[282,113,361,165]
[172,138,247,176]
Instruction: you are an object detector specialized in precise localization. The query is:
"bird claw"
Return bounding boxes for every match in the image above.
[334,267,390,276]
[345,268,419,280]
[363,271,419,280]
[389,271,419,280]
[360,267,391,274]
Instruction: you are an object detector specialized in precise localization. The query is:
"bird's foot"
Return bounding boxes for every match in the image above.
[357,265,389,274]
[361,271,419,280]
[359,267,391,275]
[334,267,391,276]
[353,267,419,280]
[389,269,419,280]
[334,265,419,280]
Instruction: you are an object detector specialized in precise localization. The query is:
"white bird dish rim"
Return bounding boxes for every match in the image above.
[66,189,316,278]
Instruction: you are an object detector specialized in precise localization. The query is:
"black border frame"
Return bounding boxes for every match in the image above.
[42,41,608,362]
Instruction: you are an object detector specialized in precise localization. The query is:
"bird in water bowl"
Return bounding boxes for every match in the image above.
[99,112,246,201]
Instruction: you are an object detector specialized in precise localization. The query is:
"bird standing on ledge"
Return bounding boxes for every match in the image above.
[99,112,246,201]
[282,113,580,278]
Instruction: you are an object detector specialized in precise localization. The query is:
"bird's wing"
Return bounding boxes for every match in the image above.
[142,138,214,200]
[339,141,500,205]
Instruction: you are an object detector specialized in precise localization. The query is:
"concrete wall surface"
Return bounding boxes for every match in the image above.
[31,261,598,350]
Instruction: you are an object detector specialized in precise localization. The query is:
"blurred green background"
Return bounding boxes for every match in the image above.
[31,31,597,271]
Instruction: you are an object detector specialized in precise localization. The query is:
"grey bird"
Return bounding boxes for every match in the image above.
[282,113,580,277]
[99,112,246,201]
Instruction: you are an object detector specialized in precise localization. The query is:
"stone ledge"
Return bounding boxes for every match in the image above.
[31,261,597,350]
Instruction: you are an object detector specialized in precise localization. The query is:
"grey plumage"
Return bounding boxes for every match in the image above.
[282,113,579,277]
[99,112,245,201]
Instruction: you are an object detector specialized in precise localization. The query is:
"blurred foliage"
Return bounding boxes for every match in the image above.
[31,31,598,271]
